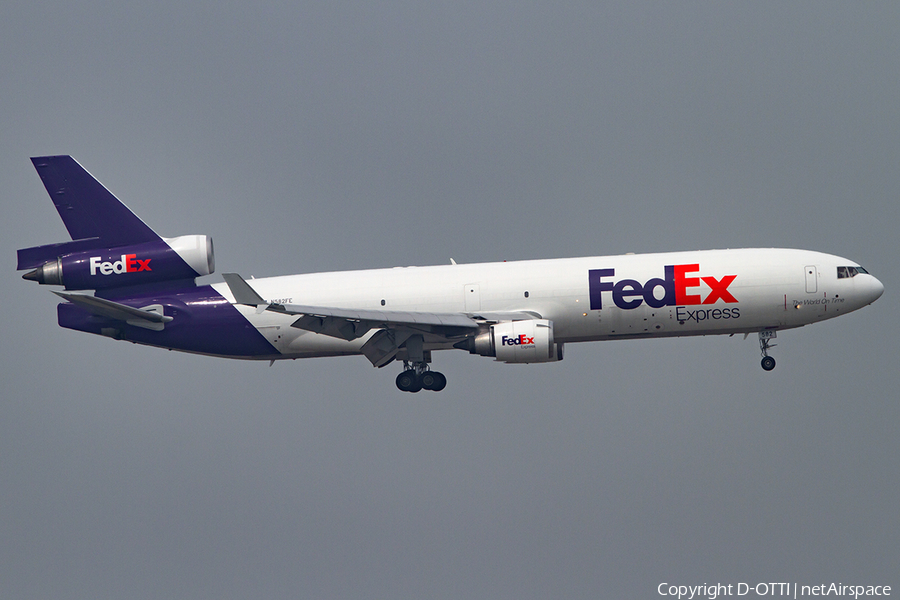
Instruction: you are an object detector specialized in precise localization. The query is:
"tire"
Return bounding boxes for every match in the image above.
[430,372,447,392]
[420,372,437,390]
[420,371,447,392]
[396,370,418,391]
[761,356,776,371]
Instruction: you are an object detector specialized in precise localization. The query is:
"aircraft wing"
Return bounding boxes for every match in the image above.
[222,273,536,367]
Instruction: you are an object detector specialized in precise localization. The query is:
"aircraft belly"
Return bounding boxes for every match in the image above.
[286,333,365,358]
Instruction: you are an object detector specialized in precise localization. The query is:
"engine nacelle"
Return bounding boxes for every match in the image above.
[465,319,564,363]
[22,235,215,290]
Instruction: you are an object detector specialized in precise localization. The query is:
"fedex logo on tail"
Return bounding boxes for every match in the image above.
[89,254,152,276]
[588,264,737,310]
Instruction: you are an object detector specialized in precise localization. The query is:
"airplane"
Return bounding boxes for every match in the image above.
[18,155,884,392]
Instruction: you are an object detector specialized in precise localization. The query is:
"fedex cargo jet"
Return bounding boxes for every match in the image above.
[18,156,884,392]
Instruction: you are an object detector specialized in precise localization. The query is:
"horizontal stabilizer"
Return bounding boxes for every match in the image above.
[53,291,173,331]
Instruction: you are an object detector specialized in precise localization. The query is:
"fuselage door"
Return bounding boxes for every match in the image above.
[464,283,481,311]
[805,265,817,293]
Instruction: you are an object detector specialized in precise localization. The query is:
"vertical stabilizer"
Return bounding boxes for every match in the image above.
[18,156,214,289]
[30,155,160,245]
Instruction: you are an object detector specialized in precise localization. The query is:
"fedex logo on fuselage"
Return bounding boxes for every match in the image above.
[89,254,152,276]
[502,334,535,346]
[588,264,737,310]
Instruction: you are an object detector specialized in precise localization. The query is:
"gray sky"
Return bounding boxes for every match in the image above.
[2,2,898,598]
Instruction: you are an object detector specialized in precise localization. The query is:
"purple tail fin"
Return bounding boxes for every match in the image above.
[30,155,160,245]
[18,156,166,270]
[18,156,215,291]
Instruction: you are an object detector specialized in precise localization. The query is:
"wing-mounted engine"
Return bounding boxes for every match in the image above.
[20,234,215,290]
[458,319,564,363]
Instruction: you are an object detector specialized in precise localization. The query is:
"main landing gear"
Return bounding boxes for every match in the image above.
[396,362,447,393]
[394,334,447,392]
[759,331,777,371]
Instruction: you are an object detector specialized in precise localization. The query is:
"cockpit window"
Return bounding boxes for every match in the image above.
[837,266,867,279]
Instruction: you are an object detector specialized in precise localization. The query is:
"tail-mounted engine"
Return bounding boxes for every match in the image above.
[21,235,215,290]
[458,319,564,363]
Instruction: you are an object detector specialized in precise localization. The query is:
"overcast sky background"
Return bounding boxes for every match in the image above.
[2,2,898,599]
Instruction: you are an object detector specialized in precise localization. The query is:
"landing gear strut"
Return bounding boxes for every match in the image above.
[394,334,447,392]
[759,331,777,371]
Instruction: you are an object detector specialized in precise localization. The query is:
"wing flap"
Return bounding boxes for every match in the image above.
[291,312,372,341]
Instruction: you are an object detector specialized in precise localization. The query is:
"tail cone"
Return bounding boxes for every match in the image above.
[21,260,63,285]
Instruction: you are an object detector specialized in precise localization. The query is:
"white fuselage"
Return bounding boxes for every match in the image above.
[212,248,883,360]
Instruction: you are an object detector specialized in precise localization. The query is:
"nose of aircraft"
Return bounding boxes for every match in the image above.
[866,274,885,305]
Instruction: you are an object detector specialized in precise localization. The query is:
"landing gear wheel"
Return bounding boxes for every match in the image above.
[396,370,422,392]
[420,372,437,390]
[758,331,777,372]
[396,343,446,392]
[420,371,447,392]
[431,371,447,392]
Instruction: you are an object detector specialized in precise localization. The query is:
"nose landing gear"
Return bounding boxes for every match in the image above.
[759,331,777,371]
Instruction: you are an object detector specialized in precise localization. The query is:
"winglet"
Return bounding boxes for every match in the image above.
[222,273,269,312]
